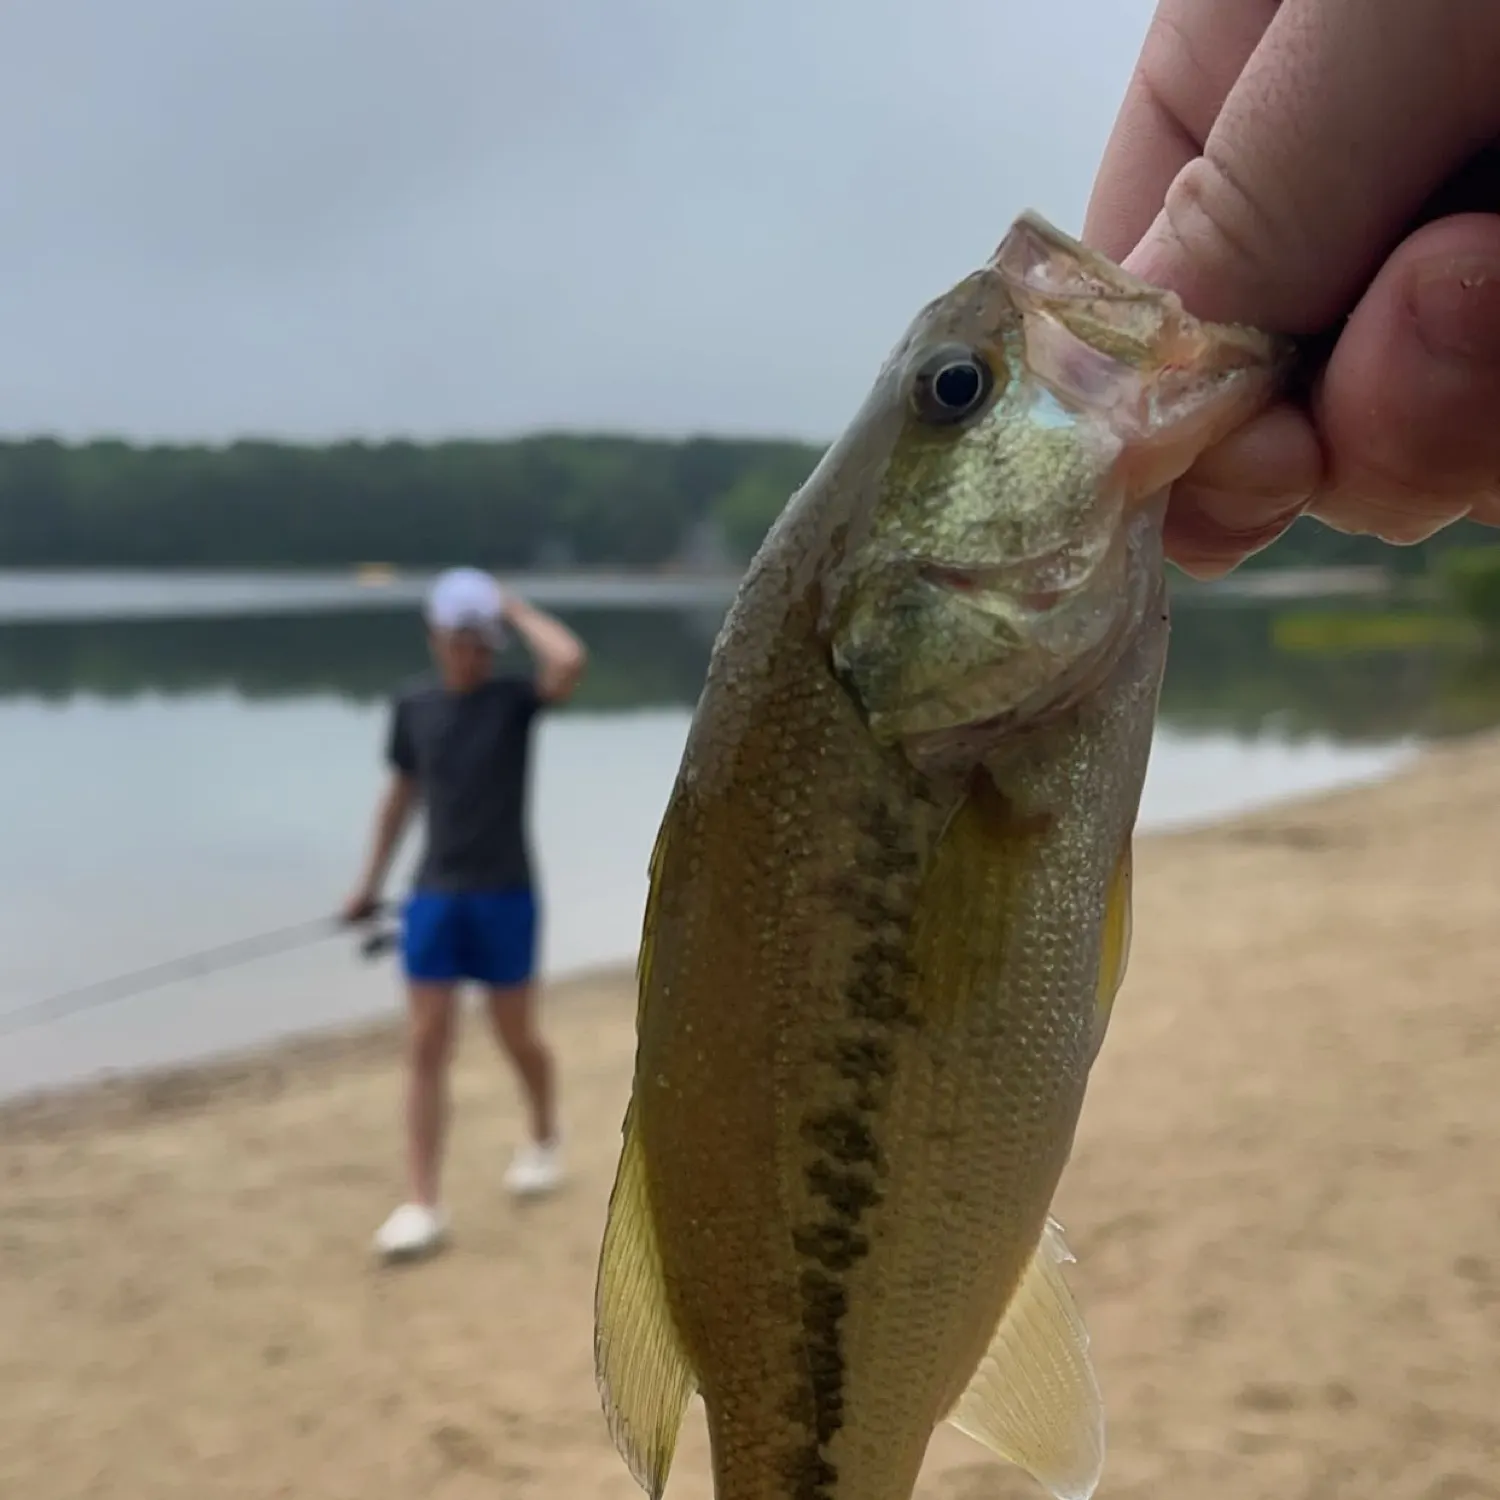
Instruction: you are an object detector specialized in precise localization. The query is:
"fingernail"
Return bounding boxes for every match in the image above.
[1411,257,1500,366]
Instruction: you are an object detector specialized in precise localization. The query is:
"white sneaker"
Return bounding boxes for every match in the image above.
[503,1138,564,1198]
[372,1202,449,1262]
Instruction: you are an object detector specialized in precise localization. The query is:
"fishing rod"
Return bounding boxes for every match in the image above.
[0,907,400,1036]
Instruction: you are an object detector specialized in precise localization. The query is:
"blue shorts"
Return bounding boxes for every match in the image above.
[400,888,538,987]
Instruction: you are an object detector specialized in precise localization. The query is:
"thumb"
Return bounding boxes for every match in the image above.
[1123,0,1500,333]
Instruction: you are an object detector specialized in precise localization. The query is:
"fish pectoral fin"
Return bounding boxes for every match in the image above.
[1091,838,1133,1065]
[594,1101,698,1500]
[943,1217,1104,1500]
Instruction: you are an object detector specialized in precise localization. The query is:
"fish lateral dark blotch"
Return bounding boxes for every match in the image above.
[805,1158,882,1218]
[845,969,918,1030]
[793,1220,872,1273]
[828,1034,894,1090]
[797,1265,850,1447]
[800,1105,882,1169]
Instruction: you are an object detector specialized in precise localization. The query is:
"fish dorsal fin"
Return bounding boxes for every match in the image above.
[1091,840,1133,1064]
[944,1217,1104,1500]
[594,1097,698,1500]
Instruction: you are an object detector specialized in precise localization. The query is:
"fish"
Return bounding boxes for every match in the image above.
[594,210,1288,1500]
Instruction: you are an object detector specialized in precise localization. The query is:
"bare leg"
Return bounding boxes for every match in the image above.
[484,982,556,1144]
[406,981,458,1205]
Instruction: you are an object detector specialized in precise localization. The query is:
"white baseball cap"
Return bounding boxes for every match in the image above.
[424,567,508,648]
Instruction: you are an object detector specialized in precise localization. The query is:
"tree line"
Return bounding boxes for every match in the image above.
[0,433,1491,572]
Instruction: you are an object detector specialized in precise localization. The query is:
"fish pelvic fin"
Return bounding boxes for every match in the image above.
[944,1217,1104,1500]
[1090,837,1134,1065]
[593,1097,698,1500]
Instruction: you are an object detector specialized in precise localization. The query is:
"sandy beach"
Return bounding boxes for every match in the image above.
[3,735,1499,1500]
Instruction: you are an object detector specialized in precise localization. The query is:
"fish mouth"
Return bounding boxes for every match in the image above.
[916,546,1097,617]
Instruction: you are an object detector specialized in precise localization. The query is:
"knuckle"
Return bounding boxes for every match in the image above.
[1311,489,1471,544]
[1470,490,1500,527]
[1158,148,1295,316]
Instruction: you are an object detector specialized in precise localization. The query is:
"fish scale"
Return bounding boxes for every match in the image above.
[595,210,1288,1500]
[813,611,1161,1500]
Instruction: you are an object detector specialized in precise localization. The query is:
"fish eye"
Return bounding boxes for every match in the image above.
[910,345,994,426]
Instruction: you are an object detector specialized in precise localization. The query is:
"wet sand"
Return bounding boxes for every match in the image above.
[3,734,1498,1500]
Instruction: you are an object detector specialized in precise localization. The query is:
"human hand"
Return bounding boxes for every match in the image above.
[1084,0,1500,578]
[340,888,382,925]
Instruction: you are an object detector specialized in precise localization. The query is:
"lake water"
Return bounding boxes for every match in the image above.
[2,570,1495,1099]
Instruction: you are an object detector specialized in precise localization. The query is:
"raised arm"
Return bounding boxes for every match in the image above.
[502,593,589,704]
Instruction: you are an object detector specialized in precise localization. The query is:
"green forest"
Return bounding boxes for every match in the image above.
[0,433,1493,573]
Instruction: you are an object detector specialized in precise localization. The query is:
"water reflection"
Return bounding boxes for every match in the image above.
[1,597,1498,742]
[1157,602,1500,743]
[0,608,712,712]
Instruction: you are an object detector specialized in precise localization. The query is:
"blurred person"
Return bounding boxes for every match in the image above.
[343,567,588,1261]
[1083,0,1500,578]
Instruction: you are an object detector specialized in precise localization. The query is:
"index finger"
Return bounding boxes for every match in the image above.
[1082,0,1279,261]
[1126,0,1500,330]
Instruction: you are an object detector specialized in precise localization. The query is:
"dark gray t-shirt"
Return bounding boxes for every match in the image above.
[386,671,544,893]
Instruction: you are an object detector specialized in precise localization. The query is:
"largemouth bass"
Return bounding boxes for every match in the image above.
[595,211,1287,1500]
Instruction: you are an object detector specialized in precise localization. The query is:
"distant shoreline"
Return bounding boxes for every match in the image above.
[2,726,1467,1138]
[0,562,1393,625]
[0,568,747,622]
[0,959,638,1141]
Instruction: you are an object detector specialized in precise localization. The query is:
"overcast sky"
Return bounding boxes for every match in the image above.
[0,0,1153,444]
